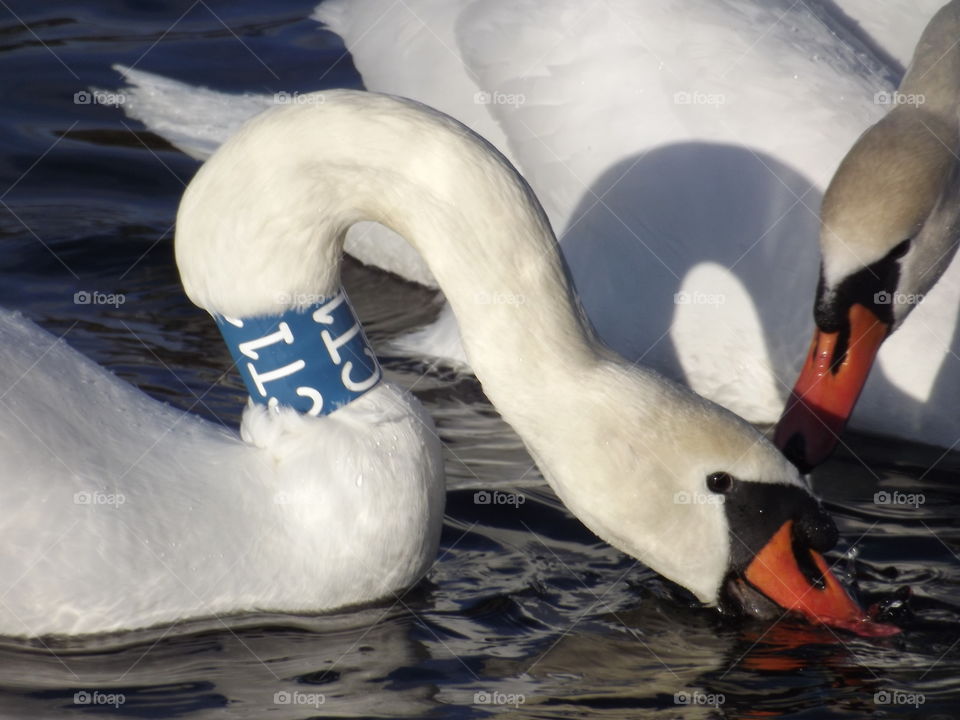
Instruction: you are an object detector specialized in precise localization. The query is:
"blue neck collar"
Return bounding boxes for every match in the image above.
[214,290,381,416]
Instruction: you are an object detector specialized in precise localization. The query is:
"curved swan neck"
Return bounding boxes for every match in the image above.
[176,91,598,416]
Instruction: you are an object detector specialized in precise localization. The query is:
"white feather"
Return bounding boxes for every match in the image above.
[4,90,824,637]
[112,1,958,448]
[0,303,442,637]
[175,90,807,609]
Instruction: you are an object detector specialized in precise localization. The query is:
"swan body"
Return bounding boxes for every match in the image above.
[776,0,960,468]
[114,0,959,452]
[0,294,441,635]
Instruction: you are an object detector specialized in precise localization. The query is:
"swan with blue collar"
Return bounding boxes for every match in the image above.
[0,90,890,637]
[175,90,894,636]
[0,301,442,636]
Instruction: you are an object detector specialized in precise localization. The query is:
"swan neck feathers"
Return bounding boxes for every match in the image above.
[176,90,594,374]
[176,90,805,606]
[819,0,960,295]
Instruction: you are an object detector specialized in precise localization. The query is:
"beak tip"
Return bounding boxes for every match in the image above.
[743,521,902,637]
[814,613,903,637]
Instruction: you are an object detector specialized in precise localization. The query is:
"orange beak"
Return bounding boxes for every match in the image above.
[742,520,899,636]
[774,304,890,471]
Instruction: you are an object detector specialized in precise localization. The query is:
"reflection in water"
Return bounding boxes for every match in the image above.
[0,609,435,718]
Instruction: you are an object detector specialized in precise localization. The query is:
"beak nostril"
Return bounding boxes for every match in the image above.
[794,510,839,554]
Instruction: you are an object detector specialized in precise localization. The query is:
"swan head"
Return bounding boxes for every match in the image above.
[774,107,960,471]
[536,361,897,636]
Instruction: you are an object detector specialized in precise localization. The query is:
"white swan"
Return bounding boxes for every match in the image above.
[1,91,892,637]
[776,0,960,469]
[113,0,958,451]
[0,304,442,637]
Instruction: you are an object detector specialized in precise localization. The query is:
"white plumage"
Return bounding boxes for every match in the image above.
[1,90,817,636]
[0,263,442,635]
[114,0,959,450]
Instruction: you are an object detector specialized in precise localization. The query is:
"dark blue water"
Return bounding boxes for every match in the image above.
[0,2,958,718]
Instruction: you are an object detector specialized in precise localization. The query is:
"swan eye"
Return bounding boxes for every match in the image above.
[706,472,734,494]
